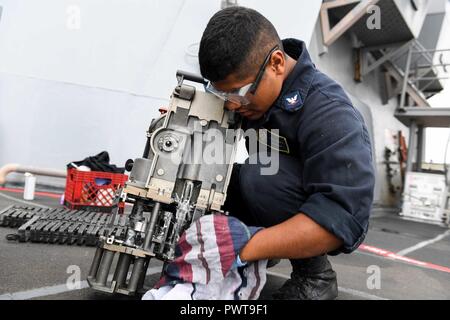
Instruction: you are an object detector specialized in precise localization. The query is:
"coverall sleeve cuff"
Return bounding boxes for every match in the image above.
[299,193,366,254]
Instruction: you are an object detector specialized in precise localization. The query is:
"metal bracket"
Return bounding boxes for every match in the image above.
[360,41,414,77]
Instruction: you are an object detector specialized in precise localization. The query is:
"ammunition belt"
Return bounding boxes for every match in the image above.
[0,205,128,246]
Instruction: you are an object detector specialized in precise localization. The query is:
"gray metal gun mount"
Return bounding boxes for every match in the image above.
[87,70,242,296]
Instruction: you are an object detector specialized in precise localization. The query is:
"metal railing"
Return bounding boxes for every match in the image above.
[399,41,450,109]
[359,39,450,109]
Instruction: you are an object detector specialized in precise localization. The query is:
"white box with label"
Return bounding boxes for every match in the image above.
[400,172,447,223]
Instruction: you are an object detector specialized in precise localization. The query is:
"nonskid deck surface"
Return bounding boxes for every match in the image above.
[0,188,449,300]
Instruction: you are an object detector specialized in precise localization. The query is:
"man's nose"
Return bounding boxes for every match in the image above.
[224,100,242,111]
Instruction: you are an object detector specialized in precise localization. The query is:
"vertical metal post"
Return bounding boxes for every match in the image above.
[88,247,104,279]
[416,125,424,172]
[136,259,150,294]
[113,253,132,288]
[143,202,160,251]
[406,121,418,173]
[96,251,115,286]
[127,257,146,293]
[399,45,413,110]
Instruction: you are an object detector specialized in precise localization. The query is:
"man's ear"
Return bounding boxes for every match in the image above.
[270,51,285,75]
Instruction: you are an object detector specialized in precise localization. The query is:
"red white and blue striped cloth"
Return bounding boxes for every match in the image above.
[142,213,267,300]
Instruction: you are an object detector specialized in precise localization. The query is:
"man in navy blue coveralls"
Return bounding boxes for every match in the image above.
[198,7,375,300]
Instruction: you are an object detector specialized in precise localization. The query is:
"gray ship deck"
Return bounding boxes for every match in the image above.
[0,187,449,300]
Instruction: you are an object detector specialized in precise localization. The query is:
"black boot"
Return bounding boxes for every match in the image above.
[272,255,338,300]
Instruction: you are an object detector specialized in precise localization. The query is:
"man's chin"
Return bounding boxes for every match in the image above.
[243,112,263,120]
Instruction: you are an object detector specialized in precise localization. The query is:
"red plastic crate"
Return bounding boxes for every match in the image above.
[64,168,128,212]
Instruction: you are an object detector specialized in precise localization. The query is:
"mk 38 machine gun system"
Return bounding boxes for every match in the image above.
[87,70,242,296]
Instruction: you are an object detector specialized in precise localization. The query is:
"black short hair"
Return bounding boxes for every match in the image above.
[199,6,282,83]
